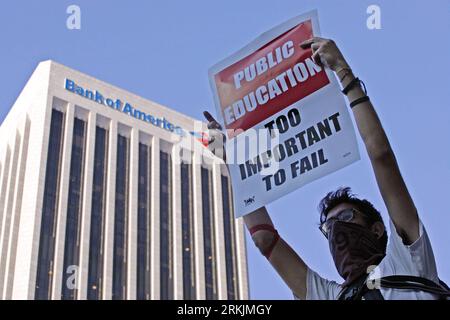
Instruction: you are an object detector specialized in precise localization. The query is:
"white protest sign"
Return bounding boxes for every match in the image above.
[208,10,360,217]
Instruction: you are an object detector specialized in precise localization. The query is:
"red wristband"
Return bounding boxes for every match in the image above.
[249,224,276,236]
[248,224,280,259]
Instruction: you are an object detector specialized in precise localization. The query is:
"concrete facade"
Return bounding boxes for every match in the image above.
[0,61,249,300]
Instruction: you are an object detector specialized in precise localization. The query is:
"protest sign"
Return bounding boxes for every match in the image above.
[208,10,360,217]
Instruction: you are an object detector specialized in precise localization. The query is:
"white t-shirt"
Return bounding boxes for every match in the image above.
[302,219,440,300]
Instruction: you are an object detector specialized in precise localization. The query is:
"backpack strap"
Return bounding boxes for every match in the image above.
[378,275,450,298]
[337,275,450,300]
[439,279,450,291]
[337,275,384,300]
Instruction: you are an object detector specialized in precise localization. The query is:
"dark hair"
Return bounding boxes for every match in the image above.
[318,187,388,252]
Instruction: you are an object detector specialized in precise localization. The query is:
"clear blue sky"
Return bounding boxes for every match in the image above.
[0,0,449,299]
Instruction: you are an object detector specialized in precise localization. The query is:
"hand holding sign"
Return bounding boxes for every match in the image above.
[203,111,227,162]
[208,11,360,217]
[300,37,350,73]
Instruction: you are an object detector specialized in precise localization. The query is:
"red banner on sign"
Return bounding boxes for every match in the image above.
[214,20,330,138]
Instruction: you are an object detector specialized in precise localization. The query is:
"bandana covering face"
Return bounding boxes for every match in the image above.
[328,221,386,287]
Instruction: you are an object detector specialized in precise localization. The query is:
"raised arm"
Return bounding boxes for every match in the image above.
[203,111,309,299]
[300,38,419,244]
[243,207,308,299]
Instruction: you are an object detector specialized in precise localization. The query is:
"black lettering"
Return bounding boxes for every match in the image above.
[274,169,286,186]
[328,112,341,132]
[264,120,276,138]
[306,126,321,146]
[287,108,301,127]
[317,118,333,139]
[284,137,299,157]
[276,115,289,134]
[290,150,329,179]
[311,151,318,167]
[262,175,272,191]
[239,164,247,180]
[260,150,272,168]
[318,148,329,164]
[295,131,308,149]
[273,144,286,162]
[290,161,300,178]
[244,157,263,178]
[300,156,313,173]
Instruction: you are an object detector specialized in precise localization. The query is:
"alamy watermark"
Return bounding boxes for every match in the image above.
[66,5,81,30]
[367,5,382,30]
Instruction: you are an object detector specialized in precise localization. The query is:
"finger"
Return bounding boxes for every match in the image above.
[208,128,225,141]
[312,51,323,67]
[310,43,321,55]
[207,132,227,161]
[203,111,217,123]
[311,43,321,51]
[207,121,222,130]
[204,111,223,130]
[299,37,324,49]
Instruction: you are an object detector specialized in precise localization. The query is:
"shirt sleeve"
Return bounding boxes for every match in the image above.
[383,218,439,283]
[304,267,342,300]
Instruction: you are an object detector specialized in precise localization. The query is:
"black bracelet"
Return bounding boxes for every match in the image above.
[342,77,368,95]
[350,96,370,108]
[342,77,360,95]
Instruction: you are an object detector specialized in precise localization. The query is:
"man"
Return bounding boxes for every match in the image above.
[204,37,444,299]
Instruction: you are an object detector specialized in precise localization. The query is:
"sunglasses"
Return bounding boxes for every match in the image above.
[319,208,361,238]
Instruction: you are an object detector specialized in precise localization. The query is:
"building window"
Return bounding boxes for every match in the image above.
[87,126,108,300]
[221,174,238,300]
[202,167,217,300]
[35,109,65,299]
[160,151,173,300]
[137,143,151,300]
[181,161,195,299]
[112,134,129,299]
[62,118,86,299]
